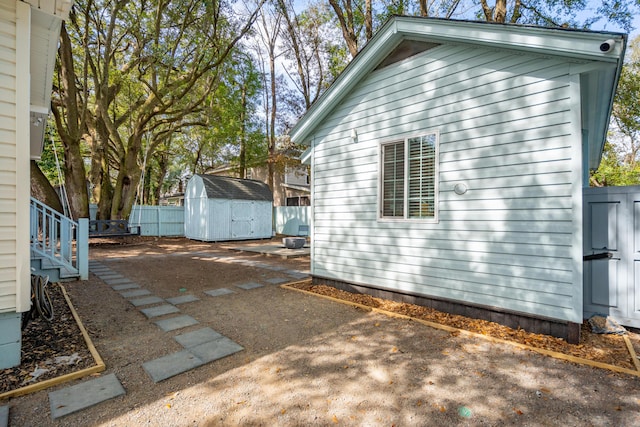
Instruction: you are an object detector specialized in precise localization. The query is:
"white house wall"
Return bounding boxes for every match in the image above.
[0,0,30,315]
[310,44,582,323]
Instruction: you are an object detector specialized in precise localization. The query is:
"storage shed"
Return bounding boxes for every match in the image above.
[184,174,273,241]
[290,16,626,343]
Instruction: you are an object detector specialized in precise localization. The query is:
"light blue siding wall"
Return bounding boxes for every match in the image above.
[311,45,581,322]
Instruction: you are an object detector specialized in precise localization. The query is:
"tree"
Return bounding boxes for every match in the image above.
[327,0,373,58]
[325,0,639,59]
[591,36,640,186]
[51,0,265,219]
[277,0,336,110]
[254,2,284,190]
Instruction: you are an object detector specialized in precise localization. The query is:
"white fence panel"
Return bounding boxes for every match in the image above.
[274,206,310,235]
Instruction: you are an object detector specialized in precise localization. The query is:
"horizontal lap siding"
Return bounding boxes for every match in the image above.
[311,45,579,321]
[0,0,16,313]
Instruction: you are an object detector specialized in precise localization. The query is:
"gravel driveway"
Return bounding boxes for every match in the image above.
[5,238,640,426]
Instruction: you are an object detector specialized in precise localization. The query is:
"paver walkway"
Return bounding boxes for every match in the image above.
[40,252,308,420]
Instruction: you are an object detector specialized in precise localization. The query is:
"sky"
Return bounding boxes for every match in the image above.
[581,0,640,38]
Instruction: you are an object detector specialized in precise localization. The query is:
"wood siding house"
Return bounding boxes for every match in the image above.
[0,0,71,368]
[290,16,626,343]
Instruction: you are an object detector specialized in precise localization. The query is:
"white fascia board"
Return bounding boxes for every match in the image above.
[395,17,625,63]
[30,8,63,111]
[22,0,73,19]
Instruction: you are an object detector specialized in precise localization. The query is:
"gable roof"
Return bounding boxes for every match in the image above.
[290,16,626,170]
[196,174,273,202]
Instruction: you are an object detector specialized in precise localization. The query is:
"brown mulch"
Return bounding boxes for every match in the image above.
[289,282,640,372]
[0,283,94,395]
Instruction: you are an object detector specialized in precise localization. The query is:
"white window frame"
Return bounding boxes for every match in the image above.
[378,130,439,223]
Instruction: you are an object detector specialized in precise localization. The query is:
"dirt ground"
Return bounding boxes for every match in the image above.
[2,237,640,426]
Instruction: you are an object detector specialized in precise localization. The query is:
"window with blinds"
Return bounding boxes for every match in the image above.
[380,132,438,220]
[382,142,404,217]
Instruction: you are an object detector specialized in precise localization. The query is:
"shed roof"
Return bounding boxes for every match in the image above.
[196,174,273,202]
[291,16,626,170]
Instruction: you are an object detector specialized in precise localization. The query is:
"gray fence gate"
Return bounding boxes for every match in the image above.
[583,186,640,328]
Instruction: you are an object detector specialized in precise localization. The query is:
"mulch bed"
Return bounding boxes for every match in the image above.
[289,282,640,372]
[0,283,93,395]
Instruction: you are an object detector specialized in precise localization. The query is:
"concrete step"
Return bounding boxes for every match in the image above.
[30,256,80,282]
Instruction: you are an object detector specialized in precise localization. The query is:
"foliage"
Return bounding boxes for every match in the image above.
[591,36,640,186]
[49,0,265,217]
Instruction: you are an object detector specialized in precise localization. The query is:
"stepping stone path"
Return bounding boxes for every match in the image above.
[120,289,152,298]
[46,256,308,420]
[236,282,264,290]
[154,315,199,332]
[49,374,125,419]
[130,296,165,307]
[166,294,199,305]
[204,288,235,297]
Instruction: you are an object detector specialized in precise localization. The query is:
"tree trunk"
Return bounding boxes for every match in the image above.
[52,22,90,220]
[30,160,63,214]
[153,154,169,205]
[111,141,142,219]
[494,0,507,22]
[328,0,359,58]
[365,0,372,41]
[239,83,247,179]
[268,42,277,191]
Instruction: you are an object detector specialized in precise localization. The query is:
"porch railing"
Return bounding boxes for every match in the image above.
[30,197,88,280]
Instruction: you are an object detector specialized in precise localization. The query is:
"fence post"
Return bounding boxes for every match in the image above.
[157,206,162,237]
[77,218,89,280]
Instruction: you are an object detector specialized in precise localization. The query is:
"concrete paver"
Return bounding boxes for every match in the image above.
[140,304,180,318]
[236,282,264,290]
[129,296,164,307]
[96,273,125,284]
[174,327,225,348]
[103,277,133,286]
[204,288,234,297]
[120,289,151,298]
[188,337,244,363]
[111,283,140,291]
[285,271,308,279]
[154,315,199,332]
[265,277,289,285]
[166,294,200,305]
[142,350,203,383]
[228,244,309,258]
[48,373,125,419]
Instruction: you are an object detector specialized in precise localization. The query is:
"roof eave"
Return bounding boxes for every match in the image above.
[289,16,626,147]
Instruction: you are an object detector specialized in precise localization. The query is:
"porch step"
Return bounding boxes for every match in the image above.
[30,256,80,282]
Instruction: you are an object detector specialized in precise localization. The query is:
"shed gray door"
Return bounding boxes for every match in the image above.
[583,186,640,328]
[231,201,254,238]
